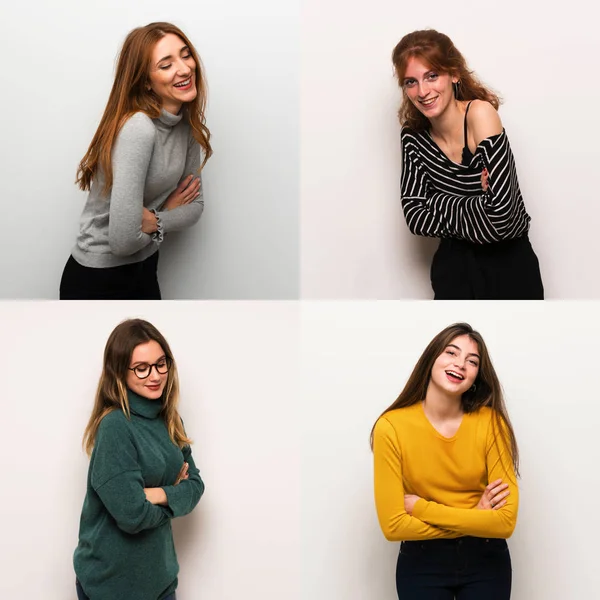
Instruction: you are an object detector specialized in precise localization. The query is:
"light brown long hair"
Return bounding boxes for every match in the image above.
[76,22,212,195]
[83,318,192,456]
[370,323,519,478]
[392,30,501,132]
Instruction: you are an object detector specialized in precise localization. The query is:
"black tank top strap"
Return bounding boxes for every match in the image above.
[461,101,475,166]
[463,100,474,147]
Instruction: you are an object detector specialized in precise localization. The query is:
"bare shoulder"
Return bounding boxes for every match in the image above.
[467,100,503,145]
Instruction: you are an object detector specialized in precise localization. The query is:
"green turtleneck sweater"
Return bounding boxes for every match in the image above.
[73,390,204,600]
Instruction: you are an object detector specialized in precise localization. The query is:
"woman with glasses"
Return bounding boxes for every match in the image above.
[371,323,518,599]
[73,319,204,600]
[394,29,543,299]
[59,22,212,300]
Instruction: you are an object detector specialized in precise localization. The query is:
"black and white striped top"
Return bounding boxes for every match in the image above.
[400,127,531,244]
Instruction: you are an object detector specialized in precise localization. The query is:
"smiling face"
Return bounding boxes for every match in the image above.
[126,340,169,400]
[402,55,458,120]
[148,33,197,115]
[429,334,480,397]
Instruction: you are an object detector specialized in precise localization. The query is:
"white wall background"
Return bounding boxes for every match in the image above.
[301,0,600,299]
[300,301,600,599]
[0,0,299,299]
[0,302,300,599]
[1,300,598,599]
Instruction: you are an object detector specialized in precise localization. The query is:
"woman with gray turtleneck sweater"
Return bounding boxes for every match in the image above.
[60,22,212,300]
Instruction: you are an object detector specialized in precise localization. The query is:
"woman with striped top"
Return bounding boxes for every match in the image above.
[394,30,544,299]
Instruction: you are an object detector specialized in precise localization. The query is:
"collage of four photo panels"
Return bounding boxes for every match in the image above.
[1,0,598,598]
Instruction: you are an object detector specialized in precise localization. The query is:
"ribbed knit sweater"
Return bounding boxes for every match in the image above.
[72,109,203,268]
[73,390,204,600]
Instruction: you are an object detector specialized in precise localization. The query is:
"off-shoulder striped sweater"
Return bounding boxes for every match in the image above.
[400,126,531,244]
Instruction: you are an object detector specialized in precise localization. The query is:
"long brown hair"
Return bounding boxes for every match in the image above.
[370,323,519,477]
[83,318,192,456]
[76,22,212,195]
[392,29,501,132]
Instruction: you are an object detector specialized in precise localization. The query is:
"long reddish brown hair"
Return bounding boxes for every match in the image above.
[83,318,192,456]
[392,30,501,132]
[370,323,519,478]
[76,22,212,195]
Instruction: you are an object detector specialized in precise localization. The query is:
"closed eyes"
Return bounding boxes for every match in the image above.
[159,53,193,70]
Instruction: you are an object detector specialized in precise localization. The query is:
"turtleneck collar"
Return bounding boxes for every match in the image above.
[127,388,164,419]
[157,107,184,128]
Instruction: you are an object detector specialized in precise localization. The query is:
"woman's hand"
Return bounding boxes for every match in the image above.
[174,462,189,486]
[477,478,510,510]
[163,175,201,211]
[142,463,188,506]
[143,487,168,505]
[481,168,489,192]
[141,208,158,234]
[404,494,421,515]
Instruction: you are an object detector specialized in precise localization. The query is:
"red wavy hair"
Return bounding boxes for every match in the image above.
[392,29,501,132]
[76,22,212,195]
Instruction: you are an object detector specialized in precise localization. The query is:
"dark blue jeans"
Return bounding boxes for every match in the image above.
[395,537,512,599]
[76,579,176,600]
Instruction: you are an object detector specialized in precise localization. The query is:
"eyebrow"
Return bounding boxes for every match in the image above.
[156,46,190,66]
[131,354,166,367]
[447,344,480,360]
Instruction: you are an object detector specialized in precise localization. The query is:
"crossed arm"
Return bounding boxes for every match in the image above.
[91,418,205,534]
[373,416,518,541]
[401,101,525,243]
[108,115,205,256]
[154,131,204,233]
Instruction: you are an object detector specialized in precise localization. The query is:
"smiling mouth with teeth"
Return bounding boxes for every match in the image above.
[445,370,464,380]
[420,97,437,106]
[174,77,192,88]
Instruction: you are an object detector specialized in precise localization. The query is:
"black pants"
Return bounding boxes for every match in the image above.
[59,252,161,300]
[396,537,512,599]
[431,234,544,300]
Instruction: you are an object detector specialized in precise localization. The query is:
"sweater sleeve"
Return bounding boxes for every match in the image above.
[412,416,519,538]
[108,113,157,256]
[91,414,173,535]
[401,129,524,243]
[162,443,205,517]
[156,131,204,233]
[373,417,456,541]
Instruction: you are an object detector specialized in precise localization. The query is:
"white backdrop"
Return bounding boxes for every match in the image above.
[1,301,598,599]
[0,0,299,299]
[300,301,600,599]
[301,0,599,299]
[0,302,300,599]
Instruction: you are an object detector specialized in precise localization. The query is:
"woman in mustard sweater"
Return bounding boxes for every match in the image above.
[371,322,518,599]
[73,319,204,600]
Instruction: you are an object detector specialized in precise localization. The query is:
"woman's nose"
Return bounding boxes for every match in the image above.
[176,59,192,76]
[417,81,430,97]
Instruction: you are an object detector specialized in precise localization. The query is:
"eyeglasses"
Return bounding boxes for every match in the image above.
[128,356,172,379]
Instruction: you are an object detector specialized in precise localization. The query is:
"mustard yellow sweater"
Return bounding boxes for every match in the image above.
[373,403,518,541]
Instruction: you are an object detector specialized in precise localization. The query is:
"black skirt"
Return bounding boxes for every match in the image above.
[430,234,544,300]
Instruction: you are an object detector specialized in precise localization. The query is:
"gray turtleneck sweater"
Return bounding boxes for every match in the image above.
[72,109,203,268]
